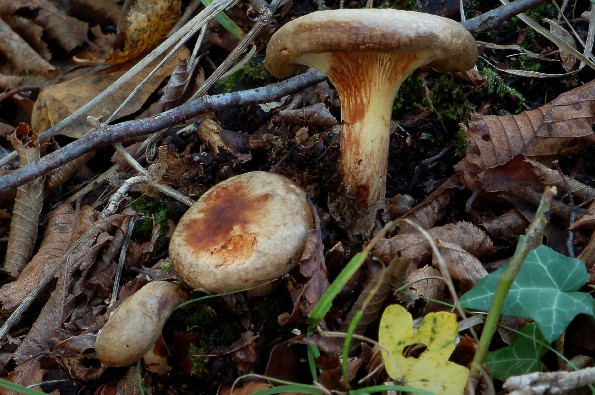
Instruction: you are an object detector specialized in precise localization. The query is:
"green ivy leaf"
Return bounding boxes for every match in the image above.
[459,244,593,342]
[486,323,549,380]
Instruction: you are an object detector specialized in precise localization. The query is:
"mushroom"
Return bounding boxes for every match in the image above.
[95,281,187,367]
[168,171,313,293]
[266,9,477,231]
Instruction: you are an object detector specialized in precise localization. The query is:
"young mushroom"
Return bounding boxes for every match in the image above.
[95,281,187,367]
[168,171,313,294]
[266,9,477,233]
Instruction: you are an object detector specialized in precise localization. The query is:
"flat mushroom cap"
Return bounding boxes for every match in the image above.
[266,9,477,78]
[169,171,313,293]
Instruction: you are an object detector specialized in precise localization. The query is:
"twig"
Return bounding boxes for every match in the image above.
[461,0,547,34]
[467,186,557,389]
[0,70,327,193]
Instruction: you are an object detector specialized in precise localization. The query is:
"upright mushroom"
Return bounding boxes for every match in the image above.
[169,171,313,293]
[266,9,477,232]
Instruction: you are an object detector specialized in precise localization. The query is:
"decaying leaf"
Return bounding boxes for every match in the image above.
[102,0,181,64]
[0,204,77,312]
[159,57,191,110]
[399,175,460,233]
[0,357,45,394]
[546,19,578,72]
[1,0,89,52]
[481,209,530,243]
[435,240,489,288]
[456,81,595,191]
[374,221,495,267]
[278,218,329,325]
[3,124,43,277]
[0,16,54,73]
[31,46,189,138]
[379,304,469,395]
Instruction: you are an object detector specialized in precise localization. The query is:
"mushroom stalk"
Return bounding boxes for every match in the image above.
[300,52,428,211]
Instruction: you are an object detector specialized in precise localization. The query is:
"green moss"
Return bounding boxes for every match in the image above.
[130,196,169,241]
[510,54,541,72]
[394,73,425,111]
[216,60,272,93]
[511,3,555,43]
[426,74,477,124]
[382,0,419,11]
[480,66,527,112]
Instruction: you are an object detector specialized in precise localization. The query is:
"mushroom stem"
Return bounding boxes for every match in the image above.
[300,52,427,212]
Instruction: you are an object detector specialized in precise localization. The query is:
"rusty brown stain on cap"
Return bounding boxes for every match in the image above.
[180,183,271,266]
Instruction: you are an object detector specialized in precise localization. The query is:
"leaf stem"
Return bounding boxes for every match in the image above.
[467,186,557,383]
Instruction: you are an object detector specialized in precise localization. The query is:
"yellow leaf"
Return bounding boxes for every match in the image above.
[379,304,469,395]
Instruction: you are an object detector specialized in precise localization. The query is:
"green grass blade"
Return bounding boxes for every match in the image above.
[252,384,325,395]
[0,379,45,395]
[356,384,435,394]
[201,0,244,40]
[307,251,368,327]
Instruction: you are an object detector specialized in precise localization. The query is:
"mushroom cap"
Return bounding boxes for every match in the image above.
[169,171,313,293]
[266,9,477,79]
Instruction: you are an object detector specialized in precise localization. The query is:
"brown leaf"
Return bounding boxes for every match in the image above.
[103,0,180,64]
[35,7,87,52]
[456,81,595,189]
[573,201,595,231]
[0,204,76,312]
[399,175,460,233]
[159,57,191,110]
[31,46,189,138]
[0,16,54,73]
[3,124,43,277]
[435,240,488,288]
[481,209,529,243]
[374,221,495,266]
[0,358,45,395]
[4,15,50,60]
[278,226,329,325]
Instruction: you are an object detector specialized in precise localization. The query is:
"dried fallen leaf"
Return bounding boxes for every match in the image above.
[0,204,76,312]
[374,221,495,266]
[456,81,595,190]
[0,16,54,73]
[3,124,43,277]
[102,0,180,64]
[31,46,189,138]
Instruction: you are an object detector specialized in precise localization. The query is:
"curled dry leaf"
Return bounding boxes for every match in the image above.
[398,176,461,233]
[481,209,530,243]
[0,204,75,312]
[275,102,338,127]
[278,225,329,325]
[573,201,595,231]
[4,15,51,61]
[31,47,189,138]
[159,57,191,110]
[3,124,43,277]
[45,151,95,197]
[373,221,495,267]
[456,81,595,191]
[102,0,181,64]
[0,16,54,73]
[434,240,489,288]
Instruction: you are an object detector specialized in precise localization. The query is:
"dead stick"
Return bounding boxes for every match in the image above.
[0,70,326,193]
[461,0,547,34]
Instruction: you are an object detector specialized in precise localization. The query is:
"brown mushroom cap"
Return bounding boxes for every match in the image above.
[169,171,313,293]
[266,9,477,79]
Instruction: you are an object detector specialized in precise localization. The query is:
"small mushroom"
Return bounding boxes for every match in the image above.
[95,281,186,367]
[168,171,313,293]
[266,9,477,231]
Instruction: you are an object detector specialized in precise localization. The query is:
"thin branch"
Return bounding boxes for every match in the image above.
[0,70,327,193]
[461,0,547,34]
